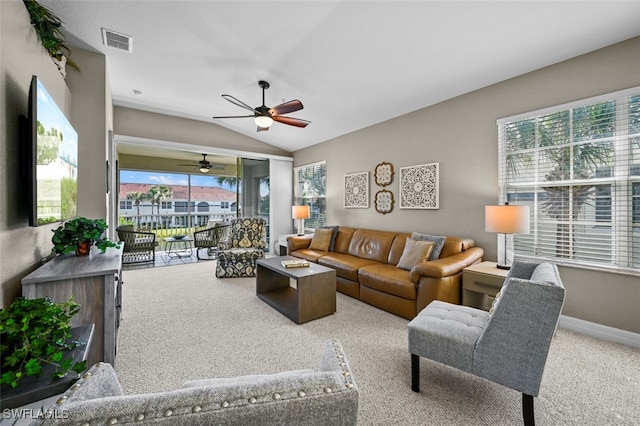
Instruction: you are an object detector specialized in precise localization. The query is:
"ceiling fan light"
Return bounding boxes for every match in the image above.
[255,115,273,128]
[199,166,210,173]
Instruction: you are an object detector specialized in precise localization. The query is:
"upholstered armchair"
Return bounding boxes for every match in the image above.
[32,339,358,426]
[408,260,565,426]
[193,223,229,260]
[215,217,267,278]
[116,225,156,264]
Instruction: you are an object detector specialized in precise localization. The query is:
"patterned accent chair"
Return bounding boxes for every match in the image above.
[215,218,267,278]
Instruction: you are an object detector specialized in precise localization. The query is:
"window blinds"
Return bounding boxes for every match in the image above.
[497,87,640,274]
[294,161,327,230]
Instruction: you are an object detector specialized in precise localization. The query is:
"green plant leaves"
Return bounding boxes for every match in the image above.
[51,217,121,254]
[0,296,87,388]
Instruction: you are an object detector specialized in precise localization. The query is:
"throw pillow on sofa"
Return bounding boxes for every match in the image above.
[411,232,446,261]
[397,239,435,270]
[309,228,334,251]
[320,225,339,251]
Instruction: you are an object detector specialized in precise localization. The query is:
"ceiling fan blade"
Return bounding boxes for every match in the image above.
[211,114,255,119]
[273,115,311,128]
[270,100,303,116]
[221,95,258,113]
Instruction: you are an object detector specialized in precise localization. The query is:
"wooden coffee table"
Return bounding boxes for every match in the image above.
[256,256,336,324]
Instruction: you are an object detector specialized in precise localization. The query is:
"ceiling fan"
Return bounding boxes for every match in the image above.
[212,80,311,132]
[177,154,224,173]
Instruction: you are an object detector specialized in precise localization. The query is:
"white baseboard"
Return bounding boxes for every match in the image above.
[558,315,640,348]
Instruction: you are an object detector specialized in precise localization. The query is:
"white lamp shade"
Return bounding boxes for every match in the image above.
[255,115,273,128]
[292,205,310,220]
[485,205,530,234]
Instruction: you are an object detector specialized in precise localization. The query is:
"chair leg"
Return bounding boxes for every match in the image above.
[411,353,420,392]
[522,393,535,426]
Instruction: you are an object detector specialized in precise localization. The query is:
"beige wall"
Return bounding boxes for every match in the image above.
[0,0,77,306]
[293,37,640,333]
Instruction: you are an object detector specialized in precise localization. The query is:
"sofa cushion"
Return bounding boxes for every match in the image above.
[309,228,333,251]
[358,264,417,299]
[318,253,380,281]
[396,239,435,270]
[411,232,446,260]
[348,229,397,263]
[321,225,339,251]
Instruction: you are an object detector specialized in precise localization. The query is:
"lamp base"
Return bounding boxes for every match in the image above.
[496,264,510,270]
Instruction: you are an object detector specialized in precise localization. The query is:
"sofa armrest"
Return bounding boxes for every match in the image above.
[287,235,313,253]
[410,247,484,283]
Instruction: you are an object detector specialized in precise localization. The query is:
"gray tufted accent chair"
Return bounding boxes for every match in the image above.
[32,339,358,425]
[408,260,565,426]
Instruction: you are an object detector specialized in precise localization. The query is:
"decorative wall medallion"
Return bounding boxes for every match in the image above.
[375,189,394,214]
[344,172,369,208]
[399,163,439,209]
[374,162,394,187]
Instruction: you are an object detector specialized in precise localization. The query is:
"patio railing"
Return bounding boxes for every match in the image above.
[118,212,237,250]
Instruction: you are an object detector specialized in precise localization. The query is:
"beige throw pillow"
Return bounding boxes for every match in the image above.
[308,228,333,251]
[396,239,435,270]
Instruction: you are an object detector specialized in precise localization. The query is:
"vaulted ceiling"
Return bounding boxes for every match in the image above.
[41,1,640,155]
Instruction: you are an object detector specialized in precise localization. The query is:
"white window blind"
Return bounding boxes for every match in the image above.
[293,161,327,230]
[497,87,640,274]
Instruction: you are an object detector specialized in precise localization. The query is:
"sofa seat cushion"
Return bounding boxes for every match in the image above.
[358,264,416,299]
[291,249,327,263]
[318,253,380,281]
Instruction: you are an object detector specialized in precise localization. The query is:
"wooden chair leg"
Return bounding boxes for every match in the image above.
[411,354,420,392]
[522,393,535,426]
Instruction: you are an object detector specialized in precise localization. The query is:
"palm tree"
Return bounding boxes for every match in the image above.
[126,192,148,227]
[147,185,172,229]
[507,102,614,258]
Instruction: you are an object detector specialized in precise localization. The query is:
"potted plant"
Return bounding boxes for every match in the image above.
[22,0,80,75]
[0,297,87,389]
[52,217,121,256]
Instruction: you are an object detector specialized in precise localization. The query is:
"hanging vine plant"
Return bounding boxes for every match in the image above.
[23,0,80,73]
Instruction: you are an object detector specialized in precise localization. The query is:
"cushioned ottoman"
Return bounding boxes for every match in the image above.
[215,248,263,278]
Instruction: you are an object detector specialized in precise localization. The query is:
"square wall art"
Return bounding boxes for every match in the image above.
[399,163,439,209]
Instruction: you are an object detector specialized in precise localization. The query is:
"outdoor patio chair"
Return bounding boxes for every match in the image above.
[116,225,156,264]
[193,223,229,260]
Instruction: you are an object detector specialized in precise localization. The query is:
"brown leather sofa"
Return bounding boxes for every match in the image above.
[287,227,484,320]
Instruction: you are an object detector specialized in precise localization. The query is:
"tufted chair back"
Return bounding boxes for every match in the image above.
[33,340,358,426]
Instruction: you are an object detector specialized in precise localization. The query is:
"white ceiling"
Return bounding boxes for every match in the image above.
[41,1,640,154]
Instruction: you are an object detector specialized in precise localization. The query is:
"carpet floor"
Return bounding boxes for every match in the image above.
[114,261,640,425]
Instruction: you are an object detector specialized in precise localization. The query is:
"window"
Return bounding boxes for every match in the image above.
[119,200,132,210]
[221,201,229,209]
[161,201,172,209]
[294,161,326,230]
[498,87,640,274]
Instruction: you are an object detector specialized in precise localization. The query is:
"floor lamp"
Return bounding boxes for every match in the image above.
[292,205,310,236]
[485,203,530,270]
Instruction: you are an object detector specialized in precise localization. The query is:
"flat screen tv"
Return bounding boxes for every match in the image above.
[26,75,78,226]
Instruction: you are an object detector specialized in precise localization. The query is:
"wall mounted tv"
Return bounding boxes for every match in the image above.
[26,75,78,227]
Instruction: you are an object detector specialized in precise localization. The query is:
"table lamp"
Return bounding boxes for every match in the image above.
[292,205,310,236]
[485,203,530,270]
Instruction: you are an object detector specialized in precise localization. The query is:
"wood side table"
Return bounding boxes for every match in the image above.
[462,261,509,310]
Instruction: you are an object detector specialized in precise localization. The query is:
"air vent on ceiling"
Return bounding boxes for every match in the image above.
[102,28,132,52]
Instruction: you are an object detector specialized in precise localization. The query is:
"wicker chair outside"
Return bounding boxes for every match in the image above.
[193,224,229,260]
[116,225,156,264]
